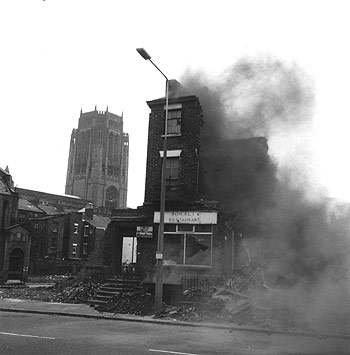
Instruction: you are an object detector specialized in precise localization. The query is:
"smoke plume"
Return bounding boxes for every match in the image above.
[180,55,350,334]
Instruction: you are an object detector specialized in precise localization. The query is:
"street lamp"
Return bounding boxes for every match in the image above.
[136,48,169,316]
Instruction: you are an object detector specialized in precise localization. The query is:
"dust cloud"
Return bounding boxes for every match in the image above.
[180,55,350,333]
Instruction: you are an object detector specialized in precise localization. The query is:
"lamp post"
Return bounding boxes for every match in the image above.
[136,48,169,316]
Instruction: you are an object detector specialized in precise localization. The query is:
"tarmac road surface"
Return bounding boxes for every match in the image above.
[0,311,349,355]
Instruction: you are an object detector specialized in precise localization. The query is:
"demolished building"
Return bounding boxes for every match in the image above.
[105,80,274,298]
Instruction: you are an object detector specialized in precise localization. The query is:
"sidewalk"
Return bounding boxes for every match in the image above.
[1,297,350,341]
[0,297,155,323]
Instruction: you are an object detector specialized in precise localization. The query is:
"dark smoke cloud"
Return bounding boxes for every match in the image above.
[180,56,350,334]
[183,55,314,141]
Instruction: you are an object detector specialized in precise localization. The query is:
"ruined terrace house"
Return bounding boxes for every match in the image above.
[105,80,244,299]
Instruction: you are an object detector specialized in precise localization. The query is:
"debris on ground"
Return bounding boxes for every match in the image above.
[0,268,314,333]
[0,280,100,304]
[95,292,155,316]
[51,282,100,303]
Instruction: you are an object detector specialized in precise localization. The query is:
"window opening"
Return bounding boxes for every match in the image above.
[166,109,181,135]
[165,158,179,186]
[52,222,58,233]
[163,224,212,267]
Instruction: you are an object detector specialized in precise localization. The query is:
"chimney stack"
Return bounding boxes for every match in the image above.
[85,203,94,220]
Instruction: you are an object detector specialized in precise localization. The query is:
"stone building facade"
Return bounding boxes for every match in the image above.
[65,107,129,211]
[0,167,31,283]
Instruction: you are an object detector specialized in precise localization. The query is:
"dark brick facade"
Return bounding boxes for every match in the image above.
[20,209,110,277]
[144,95,203,205]
[108,83,236,287]
[0,167,20,283]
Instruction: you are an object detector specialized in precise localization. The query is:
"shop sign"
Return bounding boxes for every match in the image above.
[136,226,153,238]
[153,211,217,224]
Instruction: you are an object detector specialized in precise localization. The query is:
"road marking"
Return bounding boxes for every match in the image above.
[149,349,199,355]
[0,331,55,340]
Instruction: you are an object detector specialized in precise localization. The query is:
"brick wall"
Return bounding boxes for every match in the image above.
[144,96,203,204]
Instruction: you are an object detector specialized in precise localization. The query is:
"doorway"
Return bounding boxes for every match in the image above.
[121,237,137,274]
[8,248,24,280]
[122,237,137,264]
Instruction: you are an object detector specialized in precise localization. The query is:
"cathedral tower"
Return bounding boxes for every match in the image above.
[65,107,129,210]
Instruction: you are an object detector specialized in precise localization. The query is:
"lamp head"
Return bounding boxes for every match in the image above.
[136,48,151,60]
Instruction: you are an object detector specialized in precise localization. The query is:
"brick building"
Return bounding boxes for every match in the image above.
[23,203,110,277]
[65,107,129,211]
[106,80,236,297]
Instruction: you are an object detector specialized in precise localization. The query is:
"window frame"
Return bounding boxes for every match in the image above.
[166,109,182,136]
[163,224,213,267]
[51,236,58,249]
[165,157,179,181]
[82,243,88,256]
[83,225,89,237]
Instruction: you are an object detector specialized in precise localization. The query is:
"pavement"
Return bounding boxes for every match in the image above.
[1,296,350,341]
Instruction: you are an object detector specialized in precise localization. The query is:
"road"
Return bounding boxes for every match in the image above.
[0,312,349,355]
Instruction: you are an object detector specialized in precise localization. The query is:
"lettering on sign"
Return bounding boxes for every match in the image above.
[136,226,153,238]
[154,211,217,224]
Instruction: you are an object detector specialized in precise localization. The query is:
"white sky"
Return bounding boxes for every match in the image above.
[1,0,350,208]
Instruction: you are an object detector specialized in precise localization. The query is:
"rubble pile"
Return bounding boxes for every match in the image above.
[0,280,100,304]
[51,282,100,303]
[96,291,155,315]
[0,285,56,302]
[162,297,227,322]
[93,269,264,322]
[0,267,303,329]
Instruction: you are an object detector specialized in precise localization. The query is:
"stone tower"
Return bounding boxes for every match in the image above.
[65,107,129,210]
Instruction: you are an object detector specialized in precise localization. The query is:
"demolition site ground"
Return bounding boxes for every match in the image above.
[0,271,348,338]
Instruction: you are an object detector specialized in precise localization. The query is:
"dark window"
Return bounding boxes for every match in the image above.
[195,225,212,233]
[51,237,57,249]
[82,243,88,256]
[178,225,193,232]
[52,222,58,233]
[163,225,212,267]
[164,224,176,232]
[84,225,89,237]
[72,243,77,255]
[166,110,181,135]
[18,213,26,222]
[165,158,179,180]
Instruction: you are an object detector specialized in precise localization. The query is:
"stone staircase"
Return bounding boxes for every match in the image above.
[89,275,143,307]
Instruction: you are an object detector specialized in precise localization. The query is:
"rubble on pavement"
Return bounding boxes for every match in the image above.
[0,268,310,332]
[95,292,155,316]
[0,276,100,304]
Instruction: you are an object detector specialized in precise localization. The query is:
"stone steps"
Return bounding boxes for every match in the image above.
[88,275,143,307]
